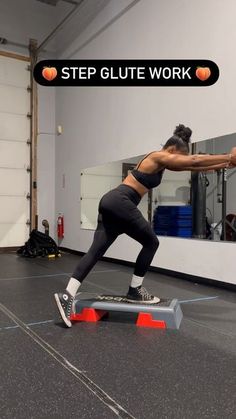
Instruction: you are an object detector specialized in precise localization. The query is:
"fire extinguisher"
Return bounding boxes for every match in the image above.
[57,213,64,239]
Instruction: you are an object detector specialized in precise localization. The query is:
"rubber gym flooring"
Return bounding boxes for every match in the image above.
[0,251,235,419]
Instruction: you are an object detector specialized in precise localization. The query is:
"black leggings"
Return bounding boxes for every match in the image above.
[72,184,159,282]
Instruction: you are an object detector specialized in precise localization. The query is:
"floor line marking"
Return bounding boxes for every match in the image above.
[1,325,18,331]
[0,269,120,281]
[0,319,54,331]
[27,319,54,326]
[179,296,219,304]
[185,317,236,338]
[0,302,136,419]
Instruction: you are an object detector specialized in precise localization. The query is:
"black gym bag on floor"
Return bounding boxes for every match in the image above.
[17,229,60,258]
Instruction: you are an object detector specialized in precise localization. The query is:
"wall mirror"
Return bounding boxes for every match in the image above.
[80,133,236,242]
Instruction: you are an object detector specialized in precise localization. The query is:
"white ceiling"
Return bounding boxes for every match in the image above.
[35,0,111,56]
[36,0,60,5]
[36,0,77,6]
[0,0,110,57]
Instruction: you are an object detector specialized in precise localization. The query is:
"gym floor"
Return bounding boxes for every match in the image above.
[0,251,235,419]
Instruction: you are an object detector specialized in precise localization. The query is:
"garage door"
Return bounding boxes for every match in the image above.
[0,54,31,247]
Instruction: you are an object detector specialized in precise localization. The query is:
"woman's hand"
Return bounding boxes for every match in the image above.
[230,147,236,166]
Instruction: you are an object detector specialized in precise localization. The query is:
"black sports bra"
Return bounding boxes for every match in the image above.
[131,152,164,189]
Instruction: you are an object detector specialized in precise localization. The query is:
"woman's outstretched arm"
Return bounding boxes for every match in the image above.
[170,162,235,172]
[155,148,236,170]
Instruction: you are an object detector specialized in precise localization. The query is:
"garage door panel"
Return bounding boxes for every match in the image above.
[0,141,29,168]
[0,85,29,115]
[0,112,30,141]
[0,169,29,195]
[0,223,29,247]
[0,196,28,223]
[0,57,29,87]
[0,54,30,247]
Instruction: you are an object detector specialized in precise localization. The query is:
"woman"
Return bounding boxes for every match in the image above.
[55,124,236,327]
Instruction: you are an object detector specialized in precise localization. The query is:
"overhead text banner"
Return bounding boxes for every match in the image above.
[34,60,219,87]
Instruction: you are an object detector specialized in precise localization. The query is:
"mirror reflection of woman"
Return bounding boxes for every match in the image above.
[54,124,236,327]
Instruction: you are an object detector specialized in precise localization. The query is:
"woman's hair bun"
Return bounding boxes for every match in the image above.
[174,124,192,143]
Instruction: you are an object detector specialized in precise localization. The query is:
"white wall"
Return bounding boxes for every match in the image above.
[55,0,236,284]
[38,87,56,237]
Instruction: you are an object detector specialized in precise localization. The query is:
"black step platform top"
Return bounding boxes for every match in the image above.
[75,292,171,307]
[94,295,170,306]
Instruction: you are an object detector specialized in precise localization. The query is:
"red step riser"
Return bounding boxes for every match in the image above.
[136,313,166,329]
[70,308,107,322]
[71,308,167,328]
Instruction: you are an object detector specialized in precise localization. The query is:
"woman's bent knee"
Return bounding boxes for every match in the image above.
[150,235,159,251]
[143,231,159,250]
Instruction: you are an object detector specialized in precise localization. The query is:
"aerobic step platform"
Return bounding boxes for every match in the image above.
[71,296,183,329]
